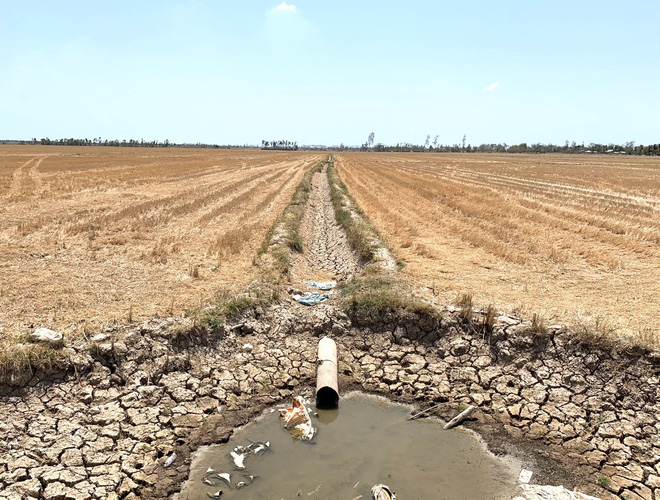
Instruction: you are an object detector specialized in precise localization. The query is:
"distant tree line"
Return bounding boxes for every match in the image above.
[346,133,660,156]
[3,136,660,155]
[0,138,256,149]
[261,140,298,150]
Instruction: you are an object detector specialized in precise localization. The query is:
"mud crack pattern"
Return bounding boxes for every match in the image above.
[295,166,359,279]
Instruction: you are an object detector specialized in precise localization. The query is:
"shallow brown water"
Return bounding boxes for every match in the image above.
[178,393,520,500]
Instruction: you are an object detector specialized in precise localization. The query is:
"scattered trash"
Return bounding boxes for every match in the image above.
[228,441,270,471]
[293,292,330,306]
[515,484,601,499]
[304,280,337,290]
[519,469,533,484]
[163,452,177,468]
[243,343,253,352]
[230,451,245,469]
[371,484,396,500]
[205,467,215,474]
[443,405,477,429]
[206,490,223,498]
[236,481,247,488]
[216,473,231,485]
[30,327,64,346]
[280,396,316,441]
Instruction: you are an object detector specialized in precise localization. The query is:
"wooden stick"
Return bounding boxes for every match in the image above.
[443,405,477,429]
[408,401,450,421]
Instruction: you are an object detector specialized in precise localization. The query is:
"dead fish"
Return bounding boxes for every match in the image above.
[230,451,245,469]
[371,484,396,500]
[206,491,223,499]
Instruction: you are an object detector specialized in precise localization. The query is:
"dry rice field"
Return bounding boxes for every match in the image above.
[0,146,322,340]
[337,152,660,339]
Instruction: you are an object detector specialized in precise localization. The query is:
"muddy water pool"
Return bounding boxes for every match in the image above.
[178,393,521,499]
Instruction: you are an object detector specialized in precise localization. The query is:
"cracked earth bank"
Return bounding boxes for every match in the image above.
[2,306,659,500]
[290,165,359,282]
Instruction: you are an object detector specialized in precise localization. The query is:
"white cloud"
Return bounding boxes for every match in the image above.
[483,82,499,91]
[274,2,297,13]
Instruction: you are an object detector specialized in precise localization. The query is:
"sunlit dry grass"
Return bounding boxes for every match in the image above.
[0,146,322,341]
[337,152,660,339]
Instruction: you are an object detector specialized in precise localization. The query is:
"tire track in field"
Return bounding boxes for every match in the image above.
[6,156,38,199]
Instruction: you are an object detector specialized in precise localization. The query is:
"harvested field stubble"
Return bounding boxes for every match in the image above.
[0,146,322,340]
[337,152,660,338]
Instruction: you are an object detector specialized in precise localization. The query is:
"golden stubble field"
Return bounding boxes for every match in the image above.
[337,152,660,339]
[0,146,322,340]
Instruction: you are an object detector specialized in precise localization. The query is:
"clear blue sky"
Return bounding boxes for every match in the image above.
[1,0,658,146]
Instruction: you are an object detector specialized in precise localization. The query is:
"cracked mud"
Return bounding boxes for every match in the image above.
[291,166,359,282]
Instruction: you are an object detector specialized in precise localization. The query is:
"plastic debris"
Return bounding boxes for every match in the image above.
[227,441,270,472]
[515,484,601,499]
[206,491,223,498]
[230,451,245,469]
[216,473,231,484]
[519,469,533,484]
[279,396,316,441]
[293,292,329,306]
[243,343,253,352]
[163,452,177,468]
[371,484,396,500]
[304,280,337,290]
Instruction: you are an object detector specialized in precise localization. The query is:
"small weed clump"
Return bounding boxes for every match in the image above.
[573,316,616,348]
[529,313,548,335]
[199,286,279,328]
[0,342,67,382]
[456,293,474,324]
[482,304,497,333]
[339,268,438,318]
